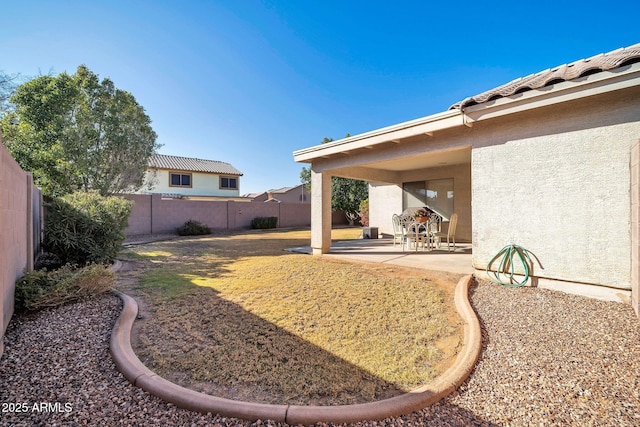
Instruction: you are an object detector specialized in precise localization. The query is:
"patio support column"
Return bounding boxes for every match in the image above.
[310,168,331,255]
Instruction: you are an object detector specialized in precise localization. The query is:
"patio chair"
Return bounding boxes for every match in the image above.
[401,216,428,252]
[391,214,404,247]
[434,213,458,252]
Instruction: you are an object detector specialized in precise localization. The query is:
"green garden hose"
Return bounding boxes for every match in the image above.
[485,244,533,288]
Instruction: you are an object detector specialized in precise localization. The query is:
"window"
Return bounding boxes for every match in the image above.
[403,178,454,220]
[169,172,191,187]
[220,176,238,190]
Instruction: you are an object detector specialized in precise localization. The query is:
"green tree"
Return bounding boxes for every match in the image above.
[300,135,368,222]
[1,65,159,196]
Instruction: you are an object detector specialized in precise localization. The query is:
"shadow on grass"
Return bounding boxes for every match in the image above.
[121,230,460,407]
[133,271,407,406]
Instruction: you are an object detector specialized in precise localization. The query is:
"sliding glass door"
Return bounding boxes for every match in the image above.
[403,178,454,221]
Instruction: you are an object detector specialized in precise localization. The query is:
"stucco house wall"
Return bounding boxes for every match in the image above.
[144,169,240,197]
[368,183,402,236]
[471,90,640,291]
[268,185,309,204]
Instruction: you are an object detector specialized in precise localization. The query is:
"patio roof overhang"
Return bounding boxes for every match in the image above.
[293,62,640,165]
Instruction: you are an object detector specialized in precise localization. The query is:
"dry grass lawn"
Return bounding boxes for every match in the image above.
[117,228,464,405]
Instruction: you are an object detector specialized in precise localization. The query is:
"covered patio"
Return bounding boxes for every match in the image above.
[293,44,640,311]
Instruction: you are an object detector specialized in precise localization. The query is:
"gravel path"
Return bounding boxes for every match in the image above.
[1,281,639,426]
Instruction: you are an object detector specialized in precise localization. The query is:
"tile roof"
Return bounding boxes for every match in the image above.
[269,186,298,193]
[242,191,266,198]
[451,42,640,110]
[148,154,242,175]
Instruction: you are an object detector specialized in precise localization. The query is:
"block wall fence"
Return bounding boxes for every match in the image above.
[0,141,43,358]
[122,194,312,236]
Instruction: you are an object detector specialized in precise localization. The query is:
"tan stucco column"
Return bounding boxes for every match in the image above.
[310,168,332,255]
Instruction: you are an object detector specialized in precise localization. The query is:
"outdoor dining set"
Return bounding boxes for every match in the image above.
[391,208,458,252]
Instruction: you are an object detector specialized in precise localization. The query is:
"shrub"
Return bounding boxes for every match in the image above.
[15,264,115,311]
[251,216,278,229]
[359,198,369,227]
[176,220,211,236]
[34,252,64,271]
[44,191,133,265]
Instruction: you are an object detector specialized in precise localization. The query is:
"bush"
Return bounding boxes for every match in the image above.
[176,220,211,236]
[359,198,369,227]
[34,252,64,271]
[15,264,115,312]
[251,216,278,229]
[44,191,133,265]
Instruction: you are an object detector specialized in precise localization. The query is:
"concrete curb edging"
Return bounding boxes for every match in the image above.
[109,275,481,425]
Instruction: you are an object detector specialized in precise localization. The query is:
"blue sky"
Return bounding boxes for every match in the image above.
[1,1,638,194]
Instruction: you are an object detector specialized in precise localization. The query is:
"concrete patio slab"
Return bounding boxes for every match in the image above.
[287,237,474,275]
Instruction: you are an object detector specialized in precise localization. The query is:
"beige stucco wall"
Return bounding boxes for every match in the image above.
[471,90,640,290]
[632,140,640,315]
[369,183,403,236]
[142,169,240,197]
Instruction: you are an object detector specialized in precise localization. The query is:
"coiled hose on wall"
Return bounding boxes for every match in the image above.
[486,244,533,288]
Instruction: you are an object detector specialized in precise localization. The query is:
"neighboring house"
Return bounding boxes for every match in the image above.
[294,43,640,316]
[267,185,310,203]
[141,154,243,197]
[244,185,310,203]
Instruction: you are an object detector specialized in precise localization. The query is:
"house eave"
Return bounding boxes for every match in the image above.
[292,62,640,164]
[293,109,463,163]
[148,167,243,177]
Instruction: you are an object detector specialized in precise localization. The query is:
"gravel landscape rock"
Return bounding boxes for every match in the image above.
[1,280,639,426]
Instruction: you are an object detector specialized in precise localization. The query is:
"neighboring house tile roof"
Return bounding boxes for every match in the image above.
[269,186,298,193]
[149,154,243,175]
[242,192,266,198]
[451,42,640,110]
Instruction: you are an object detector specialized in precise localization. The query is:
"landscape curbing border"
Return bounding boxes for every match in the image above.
[109,272,481,425]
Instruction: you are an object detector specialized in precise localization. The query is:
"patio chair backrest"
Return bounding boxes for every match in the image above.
[448,213,458,238]
[392,214,402,234]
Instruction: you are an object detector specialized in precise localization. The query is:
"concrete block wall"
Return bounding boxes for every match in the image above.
[122,194,311,235]
[227,200,279,229]
[122,194,152,235]
[0,143,32,357]
[279,202,311,228]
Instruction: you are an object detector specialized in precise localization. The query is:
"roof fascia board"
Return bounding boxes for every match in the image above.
[293,110,462,163]
[463,63,640,122]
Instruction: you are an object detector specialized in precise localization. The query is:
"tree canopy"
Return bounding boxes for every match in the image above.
[1,65,159,196]
[300,135,368,218]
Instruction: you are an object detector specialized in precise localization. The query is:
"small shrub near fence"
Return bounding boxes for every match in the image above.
[176,220,211,236]
[251,216,278,229]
